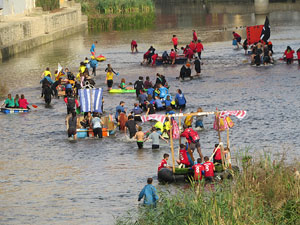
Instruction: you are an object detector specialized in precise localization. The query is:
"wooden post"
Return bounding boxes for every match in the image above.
[169,118,176,173]
[220,143,226,170]
[227,128,232,169]
[215,111,222,143]
[178,110,182,146]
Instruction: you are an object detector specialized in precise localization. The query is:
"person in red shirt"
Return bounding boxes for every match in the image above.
[172,35,178,52]
[180,125,203,162]
[170,49,176,64]
[297,48,300,65]
[131,40,138,53]
[192,30,198,42]
[213,144,222,164]
[158,153,172,172]
[177,144,191,167]
[142,50,150,65]
[196,40,204,59]
[151,53,158,66]
[19,94,29,109]
[232,31,242,48]
[189,41,196,53]
[203,156,215,182]
[192,158,205,181]
[184,47,194,60]
[283,46,295,65]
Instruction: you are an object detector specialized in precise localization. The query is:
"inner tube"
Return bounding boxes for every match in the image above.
[158,168,175,183]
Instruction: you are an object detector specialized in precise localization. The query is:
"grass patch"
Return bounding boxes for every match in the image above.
[116,155,300,225]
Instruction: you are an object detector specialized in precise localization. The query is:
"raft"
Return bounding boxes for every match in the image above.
[155,57,188,66]
[96,55,106,62]
[158,165,239,183]
[76,128,115,138]
[109,89,147,94]
[1,107,30,114]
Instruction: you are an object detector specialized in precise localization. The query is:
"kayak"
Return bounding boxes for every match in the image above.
[109,89,147,93]
[96,55,106,62]
[1,107,30,114]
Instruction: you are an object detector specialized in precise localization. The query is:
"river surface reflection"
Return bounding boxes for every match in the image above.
[0,1,300,224]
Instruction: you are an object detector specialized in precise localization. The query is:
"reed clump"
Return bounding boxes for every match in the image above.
[36,0,60,11]
[116,156,300,225]
[76,0,155,31]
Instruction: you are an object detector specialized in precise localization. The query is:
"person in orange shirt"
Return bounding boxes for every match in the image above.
[172,35,178,52]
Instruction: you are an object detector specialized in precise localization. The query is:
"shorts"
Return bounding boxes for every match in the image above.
[205,176,214,182]
[107,80,113,88]
[213,159,222,164]
[152,144,159,149]
[133,44,137,48]
[68,128,76,137]
[236,37,241,43]
[93,127,102,138]
[137,141,143,149]
[195,120,203,128]
[190,140,200,150]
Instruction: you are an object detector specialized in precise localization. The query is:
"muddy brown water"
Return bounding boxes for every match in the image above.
[0,1,300,224]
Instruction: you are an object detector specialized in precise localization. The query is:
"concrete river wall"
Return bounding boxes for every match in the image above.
[0,3,87,60]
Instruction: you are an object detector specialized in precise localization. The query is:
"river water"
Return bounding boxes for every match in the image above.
[1,1,300,224]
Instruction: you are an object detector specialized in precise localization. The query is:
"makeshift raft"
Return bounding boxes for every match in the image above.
[142,110,247,183]
[1,107,30,114]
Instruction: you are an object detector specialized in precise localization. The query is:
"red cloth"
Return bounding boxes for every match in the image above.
[170,51,176,59]
[233,32,241,39]
[158,159,168,172]
[143,50,150,59]
[19,99,29,109]
[196,42,204,53]
[193,31,198,41]
[214,147,222,160]
[192,164,205,181]
[285,50,295,59]
[172,37,178,45]
[297,51,300,59]
[179,149,190,166]
[203,161,215,177]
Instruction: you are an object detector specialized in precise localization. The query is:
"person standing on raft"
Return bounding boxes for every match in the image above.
[90,41,97,56]
[172,35,178,52]
[138,178,159,207]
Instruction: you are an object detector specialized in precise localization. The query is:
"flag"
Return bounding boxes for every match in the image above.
[172,118,180,139]
[260,17,270,43]
[246,25,264,45]
[141,114,166,123]
[57,63,63,74]
[79,89,91,112]
[219,110,247,120]
[92,88,103,113]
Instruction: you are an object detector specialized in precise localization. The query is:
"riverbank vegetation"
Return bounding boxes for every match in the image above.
[36,0,59,11]
[75,0,155,31]
[117,155,300,225]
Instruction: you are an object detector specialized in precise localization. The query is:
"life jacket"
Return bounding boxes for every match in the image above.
[187,128,199,143]
[79,65,86,73]
[44,70,51,77]
[67,96,75,109]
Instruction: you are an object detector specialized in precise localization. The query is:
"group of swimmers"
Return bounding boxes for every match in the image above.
[1,93,30,109]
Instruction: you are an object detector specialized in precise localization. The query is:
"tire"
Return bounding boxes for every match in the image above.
[158,168,175,183]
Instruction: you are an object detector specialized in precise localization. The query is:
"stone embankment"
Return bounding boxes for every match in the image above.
[0,3,87,60]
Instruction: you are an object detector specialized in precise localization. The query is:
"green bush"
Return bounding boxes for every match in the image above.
[36,0,60,11]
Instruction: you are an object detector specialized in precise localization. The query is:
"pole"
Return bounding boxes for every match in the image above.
[227,128,232,169]
[178,110,182,146]
[170,120,176,173]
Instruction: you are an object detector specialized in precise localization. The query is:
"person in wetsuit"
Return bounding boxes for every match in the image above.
[134,76,144,98]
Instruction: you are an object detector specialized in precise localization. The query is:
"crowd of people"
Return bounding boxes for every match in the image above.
[1,93,30,109]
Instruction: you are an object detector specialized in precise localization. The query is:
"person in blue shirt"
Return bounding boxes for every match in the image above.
[158,84,168,99]
[164,94,172,108]
[90,41,97,56]
[132,103,143,121]
[138,178,159,206]
[115,101,126,122]
[147,85,154,98]
[155,96,164,111]
[138,90,147,110]
[166,106,175,115]
[89,56,98,76]
[175,89,186,109]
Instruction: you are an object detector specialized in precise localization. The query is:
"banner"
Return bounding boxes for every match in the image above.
[141,114,166,123]
[92,88,103,113]
[79,89,91,112]
[246,25,263,45]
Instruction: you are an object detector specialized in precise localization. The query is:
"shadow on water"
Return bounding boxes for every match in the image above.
[0,0,300,224]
